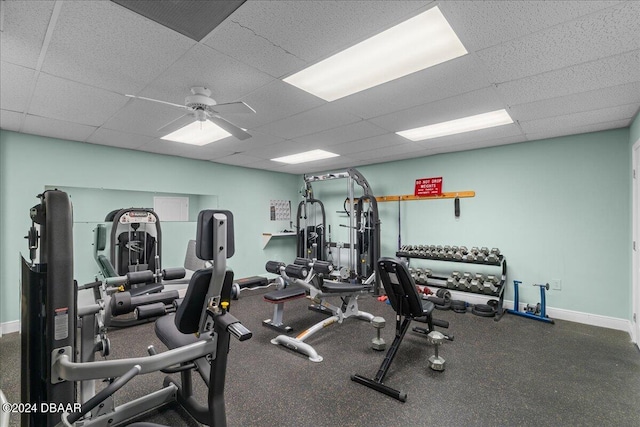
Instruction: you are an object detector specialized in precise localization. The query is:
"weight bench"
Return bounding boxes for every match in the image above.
[263,285,307,332]
[265,258,377,362]
[351,257,452,402]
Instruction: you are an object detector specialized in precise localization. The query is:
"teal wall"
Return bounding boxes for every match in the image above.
[0,126,634,324]
[310,128,631,319]
[0,130,299,324]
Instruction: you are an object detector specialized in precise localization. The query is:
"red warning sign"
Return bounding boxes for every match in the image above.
[414,177,443,196]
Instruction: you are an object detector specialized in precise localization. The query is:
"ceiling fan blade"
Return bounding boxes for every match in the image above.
[156,113,191,133]
[207,115,252,140]
[125,94,188,110]
[208,101,256,115]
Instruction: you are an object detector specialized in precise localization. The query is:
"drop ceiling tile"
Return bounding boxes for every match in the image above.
[220,1,431,63]
[137,138,234,160]
[413,123,524,150]
[138,44,273,111]
[477,2,640,83]
[255,103,361,140]
[0,62,36,112]
[519,103,638,134]
[246,140,317,160]
[330,134,408,155]
[370,86,506,132]
[22,114,96,142]
[0,0,55,69]
[102,98,190,137]
[331,54,493,119]
[278,156,362,175]
[440,1,622,51]
[208,131,286,154]
[0,110,24,132]
[525,118,631,142]
[204,19,307,79]
[295,121,389,147]
[29,73,129,127]
[496,49,640,106]
[509,82,640,122]
[41,0,195,94]
[212,153,264,167]
[86,128,152,150]
[237,80,325,129]
[420,134,528,157]
[349,140,424,161]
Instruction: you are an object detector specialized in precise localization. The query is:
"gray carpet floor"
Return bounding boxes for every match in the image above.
[2,287,640,426]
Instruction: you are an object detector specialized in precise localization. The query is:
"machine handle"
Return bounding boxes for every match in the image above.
[65,364,141,424]
[228,322,252,341]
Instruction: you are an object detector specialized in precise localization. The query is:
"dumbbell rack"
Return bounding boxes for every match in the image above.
[396,246,507,321]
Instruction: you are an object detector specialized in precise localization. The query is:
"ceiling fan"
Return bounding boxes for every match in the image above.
[125,86,256,140]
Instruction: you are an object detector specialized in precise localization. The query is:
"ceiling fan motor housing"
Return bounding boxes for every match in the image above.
[185,86,217,114]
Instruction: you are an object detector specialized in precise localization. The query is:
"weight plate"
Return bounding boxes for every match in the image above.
[486,299,499,309]
[471,306,496,317]
[473,303,495,313]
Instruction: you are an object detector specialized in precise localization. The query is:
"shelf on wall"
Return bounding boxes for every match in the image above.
[262,232,296,248]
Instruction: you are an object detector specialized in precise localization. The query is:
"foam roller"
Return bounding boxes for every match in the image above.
[265,261,285,274]
[135,302,166,320]
[284,264,308,279]
[162,267,186,281]
[312,260,333,274]
[126,270,154,285]
[293,257,312,266]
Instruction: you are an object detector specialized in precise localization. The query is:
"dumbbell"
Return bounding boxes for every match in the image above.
[458,276,470,290]
[459,246,468,255]
[427,331,446,371]
[444,250,455,259]
[480,247,489,255]
[476,252,486,262]
[469,274,484,293]
[371,316,386,351]
[466,252,476,262]
[443,245,451,252]
[446,277,458,289]
[453,251,463,260]
[470,247,479,255]
[482,275,499,294]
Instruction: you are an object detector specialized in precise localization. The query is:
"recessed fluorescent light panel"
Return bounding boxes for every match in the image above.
[283,6,467,101]
[271,149,339,164]
[161,120,231,145]
[396,109,514,141]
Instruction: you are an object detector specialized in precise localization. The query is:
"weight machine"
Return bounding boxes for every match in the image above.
[93,208,185,327]
[296,168,381,292]
[21,190,251,426]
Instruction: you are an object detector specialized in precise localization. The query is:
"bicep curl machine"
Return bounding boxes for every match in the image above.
[21,190,251,426]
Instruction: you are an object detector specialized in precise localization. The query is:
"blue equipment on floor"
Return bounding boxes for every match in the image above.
[507,280,554,324]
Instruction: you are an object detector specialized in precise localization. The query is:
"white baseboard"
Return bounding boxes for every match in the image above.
[0,320,20,336]
[444,290,633,339]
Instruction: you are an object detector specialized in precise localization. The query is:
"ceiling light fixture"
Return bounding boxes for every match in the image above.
[161,120,231,146]
[271,149,339,164]
[396,109,514,141]
[283,6,467,101]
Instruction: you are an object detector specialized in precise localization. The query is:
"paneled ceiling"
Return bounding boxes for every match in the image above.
[1,0,639,174]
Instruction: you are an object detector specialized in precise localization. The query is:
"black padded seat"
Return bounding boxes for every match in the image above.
[127,423,168,427]
[155,313,201,350]
[351,257,449,402]
[155,268,233,349]
[321,280,370,293]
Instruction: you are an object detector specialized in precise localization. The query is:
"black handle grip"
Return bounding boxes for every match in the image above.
[228,322,252,341]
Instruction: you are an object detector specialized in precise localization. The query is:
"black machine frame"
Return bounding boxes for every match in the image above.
[20,190,250,427]
[297,168,381,293]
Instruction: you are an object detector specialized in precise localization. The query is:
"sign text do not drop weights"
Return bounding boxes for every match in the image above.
[414,177,443,196]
